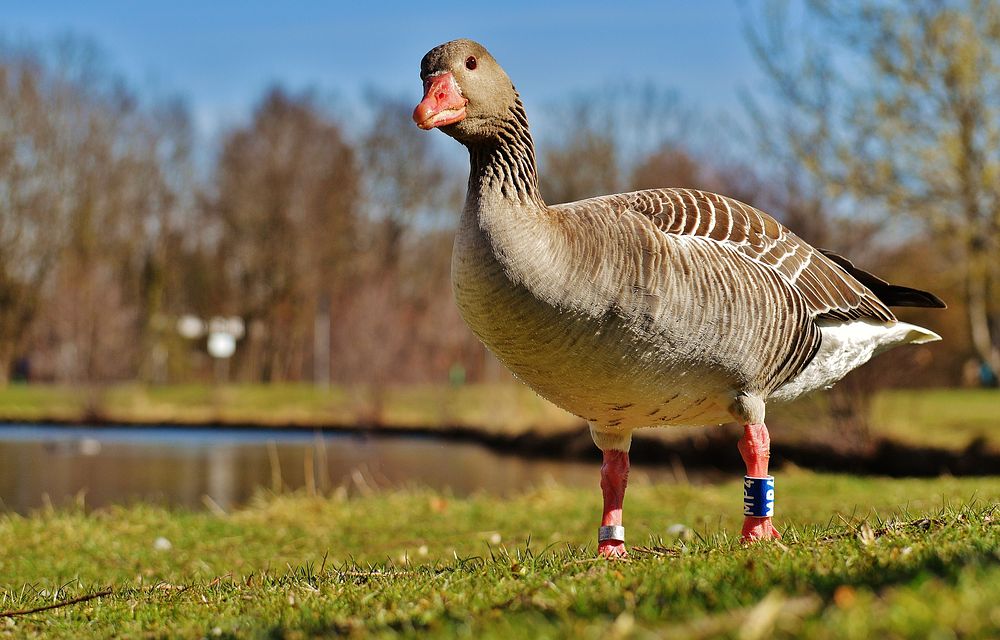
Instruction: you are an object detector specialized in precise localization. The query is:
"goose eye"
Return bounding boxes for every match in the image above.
[465,56,477,71]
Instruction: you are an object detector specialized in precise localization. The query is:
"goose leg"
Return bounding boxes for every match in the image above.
[598,449,629,558]
[738,422,781,541]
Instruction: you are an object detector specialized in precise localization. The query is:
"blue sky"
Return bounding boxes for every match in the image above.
[2,1,762,138]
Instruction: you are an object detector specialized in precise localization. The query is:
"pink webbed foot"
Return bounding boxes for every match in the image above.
[598,540,628,558]
[741,516,781,542]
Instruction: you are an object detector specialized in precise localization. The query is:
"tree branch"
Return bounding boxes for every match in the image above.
[0,589,112,618]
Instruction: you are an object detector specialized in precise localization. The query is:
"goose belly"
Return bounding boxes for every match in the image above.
[452,242,737,429]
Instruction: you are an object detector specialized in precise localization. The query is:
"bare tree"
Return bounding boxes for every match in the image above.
[540,123,620,204]
[0,51,62,383]
[0,38,192,384]
[538,85,691,205]
[747,0,1000,377]
[339,93,468,387]
[208,87,359,382]
[360,92,457,266]
[129,99,197,384]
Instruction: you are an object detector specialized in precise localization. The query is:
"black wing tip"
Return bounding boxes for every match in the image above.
[818,248,947,310]
[884,286,947,309]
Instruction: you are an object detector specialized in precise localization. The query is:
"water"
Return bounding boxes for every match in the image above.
[0,425,687,513]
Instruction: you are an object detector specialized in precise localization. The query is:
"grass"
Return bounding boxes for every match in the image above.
[0,383,998,451]
[1,472,998,638]
[871,389,1000,450]
[0,383,579,434]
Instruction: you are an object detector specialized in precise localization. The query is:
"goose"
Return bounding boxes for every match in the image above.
[412,39,946,558]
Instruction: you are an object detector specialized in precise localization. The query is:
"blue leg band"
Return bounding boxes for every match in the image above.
[743,476,775,517]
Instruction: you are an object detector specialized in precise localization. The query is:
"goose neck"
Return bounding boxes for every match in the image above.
[465,102,544,210]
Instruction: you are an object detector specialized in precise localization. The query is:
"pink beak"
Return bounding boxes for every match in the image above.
[413,72,468,130]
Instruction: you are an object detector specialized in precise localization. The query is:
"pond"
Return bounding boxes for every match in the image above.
[0,425,696,514]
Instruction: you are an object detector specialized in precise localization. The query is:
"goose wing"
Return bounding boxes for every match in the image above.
[613,188,897,323]
[544,188,895,394]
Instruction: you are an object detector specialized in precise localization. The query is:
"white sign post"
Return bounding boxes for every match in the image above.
[177,314,245,383]
[207,316,245,383]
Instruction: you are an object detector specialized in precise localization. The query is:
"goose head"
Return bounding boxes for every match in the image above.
[413,39,520,145]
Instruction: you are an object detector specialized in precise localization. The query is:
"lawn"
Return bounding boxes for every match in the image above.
[1,472,998,638]
[0,383,578,434]
[871,389,1000,450]
[0,384,997,451]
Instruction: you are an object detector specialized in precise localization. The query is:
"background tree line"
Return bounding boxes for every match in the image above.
[1,1,995,390]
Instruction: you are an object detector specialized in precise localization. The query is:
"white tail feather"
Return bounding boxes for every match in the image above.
[771,320,940,402]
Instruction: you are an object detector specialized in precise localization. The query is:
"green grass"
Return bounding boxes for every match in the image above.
[1,384,998,450]
[0,386,94,422]
[759,388,1000,451]
[0,383,580,433]
[871,389,1000,450]
[2,473,998,638]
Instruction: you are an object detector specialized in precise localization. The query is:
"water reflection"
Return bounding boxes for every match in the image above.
[0,425,694,514]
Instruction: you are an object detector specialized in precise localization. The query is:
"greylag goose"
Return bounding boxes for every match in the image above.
[413,39,946,558]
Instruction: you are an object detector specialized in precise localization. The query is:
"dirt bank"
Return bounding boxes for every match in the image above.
[4,417,997,477]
